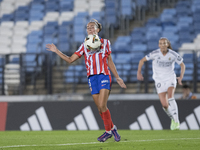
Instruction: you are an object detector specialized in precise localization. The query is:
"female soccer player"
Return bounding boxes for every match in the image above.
[137,37,185,130]
[46,19,126,142]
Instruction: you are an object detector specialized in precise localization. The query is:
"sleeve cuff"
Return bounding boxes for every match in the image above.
[74,52,82,58]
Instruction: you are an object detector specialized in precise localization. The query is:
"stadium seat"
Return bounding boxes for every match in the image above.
[131,44,147,52]
[131,33,146,44]
[163,26,178,33]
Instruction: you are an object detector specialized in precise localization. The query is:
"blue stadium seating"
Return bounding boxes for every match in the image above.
[0,0,200,89]
[131,44,147,52]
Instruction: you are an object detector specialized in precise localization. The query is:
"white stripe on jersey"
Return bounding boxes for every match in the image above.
[95,53,100,74]
[102,39,107,73]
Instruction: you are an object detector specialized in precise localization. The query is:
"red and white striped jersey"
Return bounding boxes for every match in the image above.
[74,38,112,77]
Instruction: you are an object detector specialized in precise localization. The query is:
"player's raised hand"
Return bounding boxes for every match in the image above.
[137,72,144,81]
[116,77,127,88]
[46,43,58,53]
[176,77,183,85]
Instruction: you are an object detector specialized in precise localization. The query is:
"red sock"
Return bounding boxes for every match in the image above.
[102,109,114,131]
[99,113,103,120]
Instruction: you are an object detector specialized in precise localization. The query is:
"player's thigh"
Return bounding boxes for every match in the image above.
[166,78,176,98]
[167,87,175,98]
[99,89,110,109]
[92,94,101,111]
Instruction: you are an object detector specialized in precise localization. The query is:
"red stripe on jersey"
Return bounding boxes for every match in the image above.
[103,55,109,75]
[106,40,111,55]
[75,44,84,57]
[84,54,89,76]
[86,55,92,76]
[92,54,97,74]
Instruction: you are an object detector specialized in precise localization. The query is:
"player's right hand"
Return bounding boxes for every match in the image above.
[116,77,127,88]
[46,43,58,53]
[137,72,144,81]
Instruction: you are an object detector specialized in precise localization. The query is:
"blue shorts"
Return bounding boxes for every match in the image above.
[88,74,112,95]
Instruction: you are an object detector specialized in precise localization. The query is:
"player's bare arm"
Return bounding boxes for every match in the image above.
[46,43,79,63]
[137,57,147,81]
[107,54,126,88]
[177,62,185,85]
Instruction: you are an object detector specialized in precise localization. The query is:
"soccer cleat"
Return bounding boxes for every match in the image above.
[170,119,175,130]
[173,122,180,130]
[97,132,112,142]
[170,120,180,130]
[111,125,121,142]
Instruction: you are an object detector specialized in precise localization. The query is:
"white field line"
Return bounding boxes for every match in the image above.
[0,138,200,149]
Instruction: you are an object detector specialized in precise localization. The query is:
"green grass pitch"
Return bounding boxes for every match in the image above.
[0,130,200,150]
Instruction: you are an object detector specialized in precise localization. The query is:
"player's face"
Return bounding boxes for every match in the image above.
[159,39,168,53]
[87,22,98,35]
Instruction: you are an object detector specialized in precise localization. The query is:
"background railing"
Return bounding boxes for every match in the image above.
[0,49,199,95]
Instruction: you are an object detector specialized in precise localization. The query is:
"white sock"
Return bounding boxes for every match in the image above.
[168,98,179,123]
[162,105,174,120]
[106,131,112,134]
[111,125,115,130]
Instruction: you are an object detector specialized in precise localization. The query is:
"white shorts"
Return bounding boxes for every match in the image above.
[155,78,177,94]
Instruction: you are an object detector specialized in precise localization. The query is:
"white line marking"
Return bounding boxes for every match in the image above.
[0,138,200,148]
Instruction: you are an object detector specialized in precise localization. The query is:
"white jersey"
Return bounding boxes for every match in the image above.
[145,49,183,82]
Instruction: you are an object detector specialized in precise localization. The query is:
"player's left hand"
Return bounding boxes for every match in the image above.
[177,77,183,85]
[116,77,127,88]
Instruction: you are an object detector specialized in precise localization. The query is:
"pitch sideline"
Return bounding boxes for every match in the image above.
[1,138,200,149]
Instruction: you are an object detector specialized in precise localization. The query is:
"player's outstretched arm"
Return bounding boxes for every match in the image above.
[107,55,126,88]
[177,62,185,85]
[46,43,79,63]
[137,57,147,81]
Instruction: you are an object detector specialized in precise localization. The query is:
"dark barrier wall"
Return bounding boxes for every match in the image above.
[2,100,200,131]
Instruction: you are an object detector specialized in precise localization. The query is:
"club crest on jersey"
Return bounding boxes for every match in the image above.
[169,57,171,60]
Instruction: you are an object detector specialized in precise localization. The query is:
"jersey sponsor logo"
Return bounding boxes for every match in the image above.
[157,60,172,67]
[88,48,104,55]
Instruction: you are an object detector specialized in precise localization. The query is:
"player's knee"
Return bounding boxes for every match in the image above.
[162,103,169,109]
[98,104,107,112]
